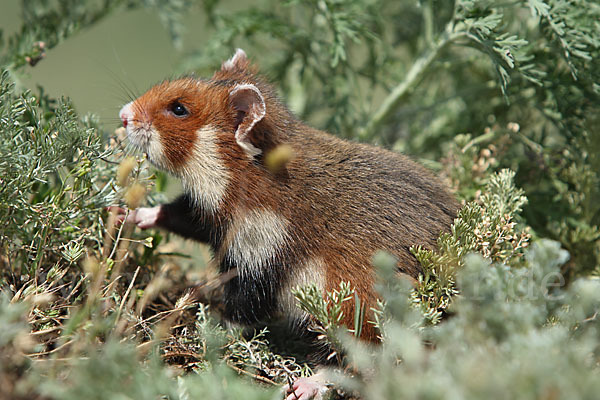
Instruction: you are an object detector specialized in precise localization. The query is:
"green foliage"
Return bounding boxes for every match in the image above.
[293,281,363,359]
[0,70,113,278]
[540,133,600,278]
[184,0,386,136]
[411,169,531,323]
[32,336,280,400]
[0,294,33,399]
[224,327,311,383]
[336,240,600,399]
[294,241,600,399]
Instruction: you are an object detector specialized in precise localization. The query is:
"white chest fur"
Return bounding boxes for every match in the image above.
[224,208,290,279]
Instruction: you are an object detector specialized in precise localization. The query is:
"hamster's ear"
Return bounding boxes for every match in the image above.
[221,49,249,73]
[229,83,265,157]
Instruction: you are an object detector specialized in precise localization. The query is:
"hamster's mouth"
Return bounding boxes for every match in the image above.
[125,126,170,173]
[126,126,152,151]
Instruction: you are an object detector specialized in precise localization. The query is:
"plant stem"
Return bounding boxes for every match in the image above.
[423,0,434,46]
[358,28,462,141]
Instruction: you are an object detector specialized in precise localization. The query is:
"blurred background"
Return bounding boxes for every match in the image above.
[1,0,205,124]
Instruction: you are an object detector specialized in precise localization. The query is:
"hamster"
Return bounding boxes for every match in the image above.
[119,49,458,398]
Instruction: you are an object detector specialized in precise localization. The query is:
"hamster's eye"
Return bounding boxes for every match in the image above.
[169,101,189,117]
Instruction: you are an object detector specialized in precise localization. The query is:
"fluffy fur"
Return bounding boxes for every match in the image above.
[119,50,459,343]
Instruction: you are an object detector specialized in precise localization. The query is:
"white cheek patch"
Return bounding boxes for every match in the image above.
[225,209,290,279]
[122,113,228,214]
[279,257,326,323]
[145,128,168,167]
[179,126,230,214]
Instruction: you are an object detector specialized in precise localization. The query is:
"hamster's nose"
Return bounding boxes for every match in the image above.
[119,102,132,128]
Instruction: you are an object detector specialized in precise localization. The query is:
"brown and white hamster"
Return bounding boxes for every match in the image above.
[119,49,458,398]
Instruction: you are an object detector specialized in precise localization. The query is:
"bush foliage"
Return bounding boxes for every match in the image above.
[0,0,598,399]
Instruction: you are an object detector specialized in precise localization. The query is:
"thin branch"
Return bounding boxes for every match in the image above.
[423,0,435,46]
[359,28,464,141]
[115,265,140,325]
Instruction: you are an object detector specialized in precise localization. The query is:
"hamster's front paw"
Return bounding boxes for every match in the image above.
[283,374,329,400]
[128,206,162,229]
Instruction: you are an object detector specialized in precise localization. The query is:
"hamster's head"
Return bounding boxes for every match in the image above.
[119,77,230,173]
[118,49,283,212]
